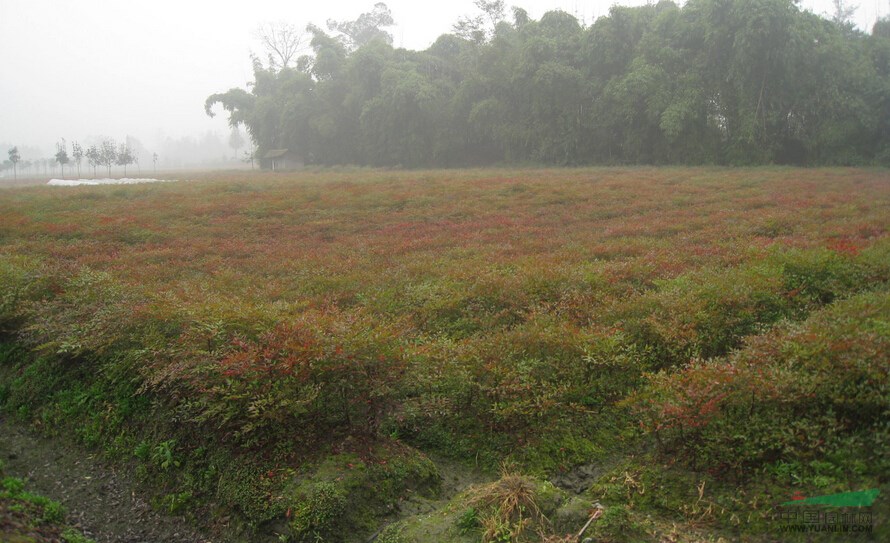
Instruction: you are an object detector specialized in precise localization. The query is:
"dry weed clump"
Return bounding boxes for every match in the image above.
[464,466,549,542]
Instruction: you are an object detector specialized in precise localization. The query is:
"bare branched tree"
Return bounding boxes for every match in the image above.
[832,0,858,26]
[71,142,84,178]
[255,22,308,70]
[453,0,505,44]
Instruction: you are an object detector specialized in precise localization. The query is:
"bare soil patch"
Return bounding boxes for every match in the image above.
[0,417,214,543]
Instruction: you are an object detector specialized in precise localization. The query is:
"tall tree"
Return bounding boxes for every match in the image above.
[55,139,69,178]
[116,143,134,177]
[86,145,100,177]
[228,127,245,157]
[876,15,890,38]
[100,139,117,177]
[327,3,394,50]
[7,146,20,180]
[71,142,84,178]
[243,148,256,169]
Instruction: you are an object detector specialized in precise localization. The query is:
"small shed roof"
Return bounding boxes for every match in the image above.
[263,149,290,159]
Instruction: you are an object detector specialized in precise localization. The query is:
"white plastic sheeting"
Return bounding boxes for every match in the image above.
[47,178,174,186]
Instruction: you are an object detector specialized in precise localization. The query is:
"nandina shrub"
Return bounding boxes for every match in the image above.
[575,332,655,407]
[408,274,528,339]
[779,247,876,306]
[189,310,409,448]
[392,314,644,462]
[386,315,595,462]
[450,316,588,436]
[614,242,890,370]
[629,289,890,474]
[465,316,656,430]
[615,262,794,369]
[387,338,477,438]
[0,169,888,540]
[17,267,143,359]
[0,255,49,334]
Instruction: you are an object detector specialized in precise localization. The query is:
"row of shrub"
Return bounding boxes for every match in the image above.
[3,240,888,464]
[629,288,890,477]
[2,234,889,541]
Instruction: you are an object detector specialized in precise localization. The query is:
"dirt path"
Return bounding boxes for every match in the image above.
[0,417,215,543]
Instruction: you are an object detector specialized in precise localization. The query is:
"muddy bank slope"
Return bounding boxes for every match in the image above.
[0,418,214,543]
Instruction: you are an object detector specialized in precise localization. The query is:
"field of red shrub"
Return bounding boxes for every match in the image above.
[1,167,888,540]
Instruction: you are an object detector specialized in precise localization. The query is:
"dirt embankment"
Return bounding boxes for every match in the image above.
[0,418,214,543]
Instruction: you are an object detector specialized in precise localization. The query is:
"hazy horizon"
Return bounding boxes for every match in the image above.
[2,0,885,159]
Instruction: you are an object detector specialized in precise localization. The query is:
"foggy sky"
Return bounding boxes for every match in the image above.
[1,0,885,158]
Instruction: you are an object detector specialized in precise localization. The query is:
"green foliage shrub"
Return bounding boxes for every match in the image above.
[616,262,794,369]
[152,490,193,514]
[1,477,65,524]
[780,248,869,305]
[19,268,138,358]
[390,313,625,469]
[282,447,439,541]
[133,440,151,461]
[375,522,409,543]
[0,255,49,319]
[630,289,890,474]
[409,276,527,339]
[2,476,26,494]
[589,504,644,543]
[151,440,181,471]
[615,242,890,370]
[214,461,288,528]
[288,481,348,541]
[456,507,480,534]
[2,355,69,419]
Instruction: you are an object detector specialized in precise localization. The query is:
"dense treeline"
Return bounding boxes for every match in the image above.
[207,0,890,168]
